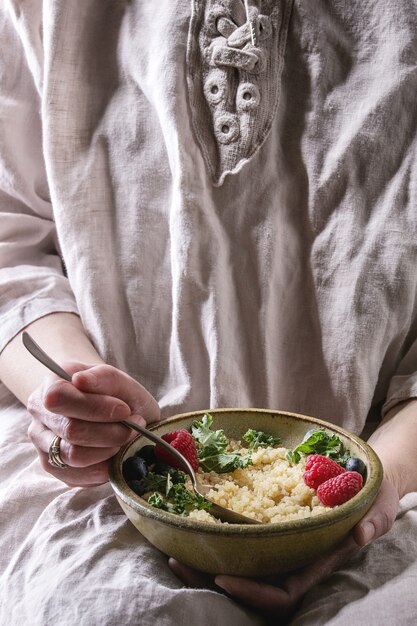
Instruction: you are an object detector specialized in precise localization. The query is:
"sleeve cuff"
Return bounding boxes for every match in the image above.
[0,297,80,354]
[382,374,417,417]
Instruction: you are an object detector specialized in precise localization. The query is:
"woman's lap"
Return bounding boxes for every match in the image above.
[1,387,416,626]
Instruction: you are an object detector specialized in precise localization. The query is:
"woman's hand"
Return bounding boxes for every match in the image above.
[27,363,160,486]
[169,477,399,620]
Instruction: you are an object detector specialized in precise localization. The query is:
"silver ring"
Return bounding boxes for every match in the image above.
[48,435,68,469]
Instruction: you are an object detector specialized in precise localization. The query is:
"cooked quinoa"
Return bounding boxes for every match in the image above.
[188,444,331,524]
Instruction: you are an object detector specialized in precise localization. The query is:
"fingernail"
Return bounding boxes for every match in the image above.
[111,404,128,420]
[78,372,98,388]
[214,576,233,593]
[361,521,375,545]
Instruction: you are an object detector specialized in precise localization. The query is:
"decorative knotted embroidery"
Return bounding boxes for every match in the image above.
[187,0,294,185]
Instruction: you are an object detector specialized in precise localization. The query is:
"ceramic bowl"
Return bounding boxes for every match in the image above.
[109,408,383,577]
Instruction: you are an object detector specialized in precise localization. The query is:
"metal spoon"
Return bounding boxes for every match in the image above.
[22,331,260,525]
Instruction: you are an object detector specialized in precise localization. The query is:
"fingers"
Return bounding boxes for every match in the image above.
[352,477,399,546]
[214,535,360,617]
[71,365,160,424]
[28,420,110,485]
[28,364,159,448]
[43,379,131,423]
[215,575,292,614]
[28,385,139,448]
[28,420,119,467]
[39,452,110,486]
[168,559,218,591]
[169,559,306,619]
[26,362,160,486]
[283,535,359,600]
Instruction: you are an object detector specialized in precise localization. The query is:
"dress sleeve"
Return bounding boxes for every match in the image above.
[382,341,417,416]
[0,5,79,353]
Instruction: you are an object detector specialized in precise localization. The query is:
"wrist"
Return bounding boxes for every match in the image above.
[368,399,417,499]
[376,456,407,500]
[0,312,103,405]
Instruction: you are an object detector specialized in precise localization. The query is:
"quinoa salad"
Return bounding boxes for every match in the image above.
[122,414,367,524]
[189,445,330,524]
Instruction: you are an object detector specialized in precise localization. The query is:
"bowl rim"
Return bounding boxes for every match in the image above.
[109,407,383,536]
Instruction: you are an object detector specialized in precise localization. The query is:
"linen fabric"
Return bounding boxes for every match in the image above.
[1,1,417,624]
[1,385,417,626]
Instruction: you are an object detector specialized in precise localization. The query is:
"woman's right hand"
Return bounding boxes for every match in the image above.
[27,363,160,486]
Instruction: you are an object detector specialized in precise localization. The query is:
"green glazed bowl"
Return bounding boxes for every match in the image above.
[109,408,383,577]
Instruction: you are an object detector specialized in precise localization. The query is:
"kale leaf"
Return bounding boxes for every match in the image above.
[197,451,252,473]
[286,428,350,465]
[191,413,228,457]
[243,429,281,449]
[140,468,185,497]
[191,413,252,473]
[148,492,170,511]
[145,469,211,515]
[171,483,212,515]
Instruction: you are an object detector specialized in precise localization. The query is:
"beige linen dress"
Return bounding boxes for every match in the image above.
[1,1,417,624]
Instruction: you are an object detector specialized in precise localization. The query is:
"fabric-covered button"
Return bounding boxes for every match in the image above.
[204,70,228,105]
[214,113,239,144]
[236,82,260,112]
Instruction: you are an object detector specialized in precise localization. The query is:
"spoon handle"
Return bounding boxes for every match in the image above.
[22,331,72,382]
[21,331,198,483]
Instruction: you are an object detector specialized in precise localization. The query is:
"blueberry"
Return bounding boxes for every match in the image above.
[122,456,148,482]
[128,480,146,497]
[345,457,367,478]
[136,445,156,465]
[152,462,175,475]
[302,428,319,442]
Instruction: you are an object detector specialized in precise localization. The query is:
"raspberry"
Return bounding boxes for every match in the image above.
[155,429,199,471]
[303,454,346,489]
[317,471,363,507]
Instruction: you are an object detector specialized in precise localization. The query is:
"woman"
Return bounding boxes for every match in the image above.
[0,1,416,624]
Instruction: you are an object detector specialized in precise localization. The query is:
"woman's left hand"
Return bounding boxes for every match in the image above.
[169,477,399,620]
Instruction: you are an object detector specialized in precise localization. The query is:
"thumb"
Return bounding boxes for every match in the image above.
[353,477,399,546]
[72,364,160,424]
